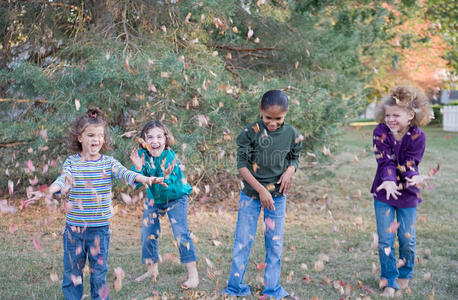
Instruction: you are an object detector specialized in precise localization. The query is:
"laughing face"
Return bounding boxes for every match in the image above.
[78,125,105,160]
[144,127,166,157]
[260,104,288,132]
[384,105,414,134]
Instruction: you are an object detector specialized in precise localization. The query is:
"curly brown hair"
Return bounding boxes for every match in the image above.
[67,107,110,153]
[375,85,433,127]
[140,120,176,149]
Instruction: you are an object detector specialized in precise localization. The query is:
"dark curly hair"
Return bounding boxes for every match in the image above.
[67,107,110,153]
[375,85,433,127]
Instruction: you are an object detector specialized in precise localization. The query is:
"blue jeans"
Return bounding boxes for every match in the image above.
[374,200,417,289]
[141,195,197,264]
[222,191,288,299]
[62,224,111,300]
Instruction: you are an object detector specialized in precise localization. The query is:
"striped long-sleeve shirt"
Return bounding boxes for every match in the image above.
[53,154,139,226]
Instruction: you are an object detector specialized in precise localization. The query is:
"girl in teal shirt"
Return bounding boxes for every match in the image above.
[130,120,198,289]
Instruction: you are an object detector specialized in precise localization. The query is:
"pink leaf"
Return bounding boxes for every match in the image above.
[265,217,275,231]
[386,220,400,234]
[8,180,14,195]
[39,129,48,141]
[25,160,36,172]
[120,193,132,205]
[255,262,266,270]
[29,176,39,186]
[33,238,42,251]
[9,224,18,234]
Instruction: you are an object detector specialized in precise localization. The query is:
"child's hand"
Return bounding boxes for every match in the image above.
[376,181,401,200]
[259,189,275,210]
[145,176,168,188]
[130,148,145,171]
[162,159,177,178]
[406,175,432,189]
[278,166,295,195]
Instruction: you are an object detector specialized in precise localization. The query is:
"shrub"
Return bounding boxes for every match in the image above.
[430,104,443,125]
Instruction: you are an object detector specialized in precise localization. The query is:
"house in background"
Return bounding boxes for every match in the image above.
[440,90,458,104]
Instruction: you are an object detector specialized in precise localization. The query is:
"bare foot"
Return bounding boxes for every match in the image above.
[135,263,158,282]
[181,261,199,289]
[382,287,395,298]
[397,278,409,289]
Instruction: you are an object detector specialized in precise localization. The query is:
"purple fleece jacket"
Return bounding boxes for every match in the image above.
[371,123,426,208]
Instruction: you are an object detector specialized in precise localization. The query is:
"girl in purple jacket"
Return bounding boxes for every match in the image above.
[371,85,433,297]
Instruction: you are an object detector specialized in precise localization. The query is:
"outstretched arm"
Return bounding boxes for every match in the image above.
[134,174,168,187]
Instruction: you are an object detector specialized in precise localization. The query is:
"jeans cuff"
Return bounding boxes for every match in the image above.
[180,254,197,264]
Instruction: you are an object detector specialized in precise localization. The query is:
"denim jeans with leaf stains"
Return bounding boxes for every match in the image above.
[141,195,197,264]
[222,191,288,299]
[62,224,111,300]
[374,200,417,290]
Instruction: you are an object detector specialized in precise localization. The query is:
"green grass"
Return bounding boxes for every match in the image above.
[1,126,457,299]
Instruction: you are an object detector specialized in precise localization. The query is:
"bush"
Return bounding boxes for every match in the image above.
[0,0,386,201]
[445,100,458,106]
[430,104,443,125]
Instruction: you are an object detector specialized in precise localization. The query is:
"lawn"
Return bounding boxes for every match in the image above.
[1,125,457,299]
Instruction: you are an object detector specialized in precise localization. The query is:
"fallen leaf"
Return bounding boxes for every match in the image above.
[427,163,440,177]
[318,253,329,262]
[386,220,400,234]
[396,258,406,268]
[75,98,80,111]
[184,12,191,23]
[264,217,275,231]
[247,27,254,39]
[33,238,42,251]
[314,260,324,272]
[71,274,82,286]
[9,224,18,234]
[384,246,391,256]
[8,180,14,195]
[252,162,259,173]
[25,160,36,172]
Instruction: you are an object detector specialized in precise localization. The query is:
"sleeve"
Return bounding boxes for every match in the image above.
[286,129,302,170]
[373,125,397,182]
[236,127,253,169]
[52,157,72,190]
[399,131,426,179]
[111,157,139,186]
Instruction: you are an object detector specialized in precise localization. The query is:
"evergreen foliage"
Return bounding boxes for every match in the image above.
[0,0,410,200]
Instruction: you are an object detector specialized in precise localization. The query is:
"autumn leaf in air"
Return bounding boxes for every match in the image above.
[113,267,125,292]
[427,163,440,177]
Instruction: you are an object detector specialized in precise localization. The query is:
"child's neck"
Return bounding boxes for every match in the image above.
[392,126,410,141]
[80,151,102,161]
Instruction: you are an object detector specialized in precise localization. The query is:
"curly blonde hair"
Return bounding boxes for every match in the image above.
[375,85,433,127]
[67,107,110,153]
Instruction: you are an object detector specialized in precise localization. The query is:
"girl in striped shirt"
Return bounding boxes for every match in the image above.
[46,107,166,300]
